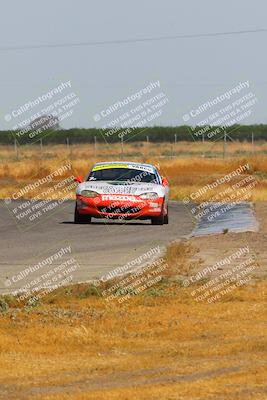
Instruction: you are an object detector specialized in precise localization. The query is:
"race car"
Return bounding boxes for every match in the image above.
[74,161,169,225]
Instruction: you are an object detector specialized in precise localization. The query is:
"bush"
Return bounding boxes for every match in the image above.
[0,298,9,313]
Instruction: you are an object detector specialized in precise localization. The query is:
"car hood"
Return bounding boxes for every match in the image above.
[76,181,166,197]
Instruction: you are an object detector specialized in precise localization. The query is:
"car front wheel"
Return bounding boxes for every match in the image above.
[74,205,92,224]
[164,206,169,224]
[151,208,164,225]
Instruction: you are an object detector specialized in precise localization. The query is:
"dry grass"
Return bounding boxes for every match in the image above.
[0,280,266,399]
[0,241,266,399]
[1,142,267,201]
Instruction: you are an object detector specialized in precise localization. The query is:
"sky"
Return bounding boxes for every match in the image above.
[0,0,267,131]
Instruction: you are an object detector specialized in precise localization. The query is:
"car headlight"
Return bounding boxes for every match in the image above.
[80,190,99,198]
[140,192,159,199]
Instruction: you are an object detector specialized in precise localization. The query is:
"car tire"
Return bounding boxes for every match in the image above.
[74,205,92,224]
[151,207,164,225]
[164,206,169,224]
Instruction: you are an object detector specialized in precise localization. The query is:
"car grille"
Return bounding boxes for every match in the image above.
[97,205,142,214]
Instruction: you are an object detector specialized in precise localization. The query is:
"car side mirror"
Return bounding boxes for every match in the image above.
[74,176,83,183]
[161,177,169,186]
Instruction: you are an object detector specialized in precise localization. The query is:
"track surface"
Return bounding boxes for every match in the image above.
[0,200,194,294]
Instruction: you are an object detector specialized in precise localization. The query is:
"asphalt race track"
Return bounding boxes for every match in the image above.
[0,200,194,294]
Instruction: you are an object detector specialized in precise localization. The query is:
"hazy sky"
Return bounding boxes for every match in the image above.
[0,0,267,130]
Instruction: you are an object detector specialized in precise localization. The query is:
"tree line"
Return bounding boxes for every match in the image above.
[0,125,266,145]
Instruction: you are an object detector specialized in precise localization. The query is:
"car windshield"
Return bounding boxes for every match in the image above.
[87,168,158,183]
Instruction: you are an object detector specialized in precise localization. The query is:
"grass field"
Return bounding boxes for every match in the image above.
[1,141,267,201]
[0,240,266,400]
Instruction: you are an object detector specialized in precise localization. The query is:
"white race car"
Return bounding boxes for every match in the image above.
[74,161,169,225]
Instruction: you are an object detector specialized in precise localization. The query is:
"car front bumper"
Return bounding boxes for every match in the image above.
[76,194,164,219]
